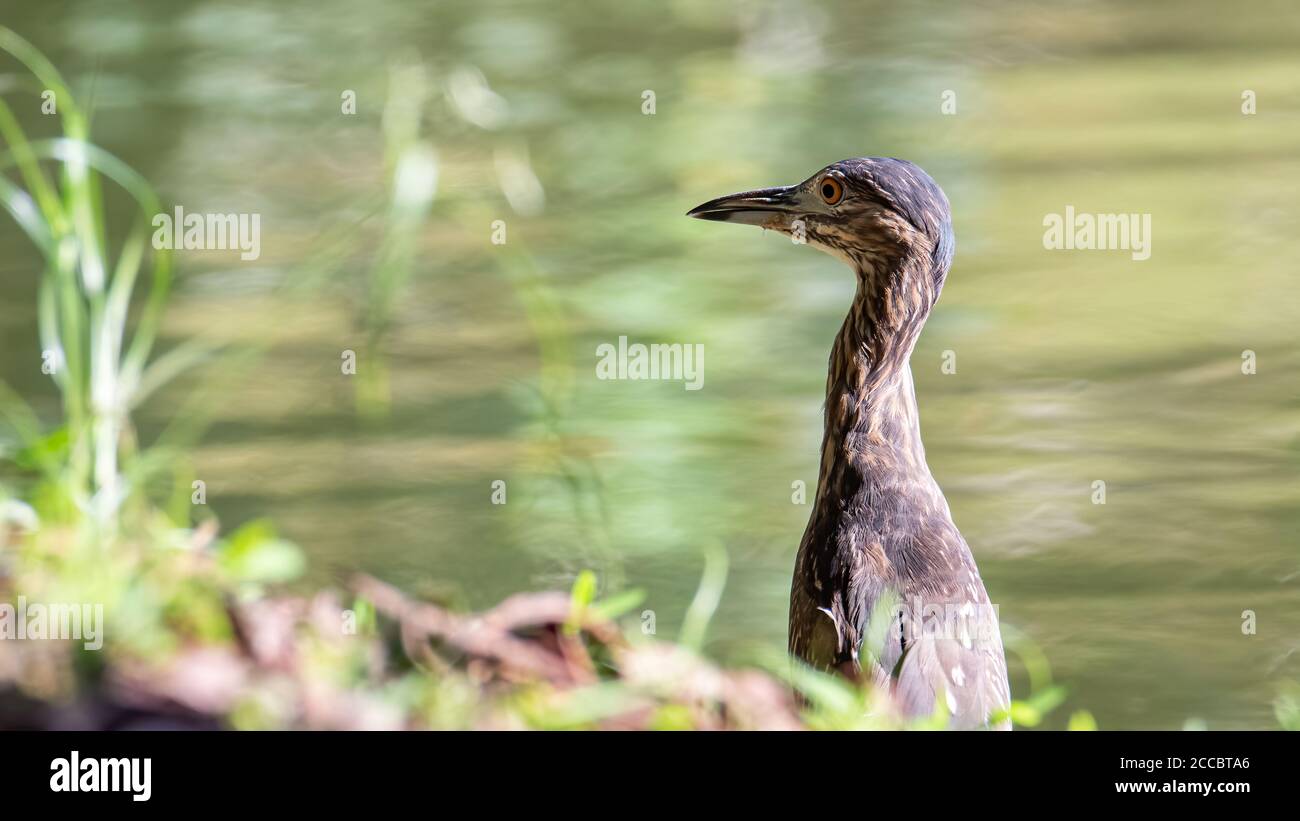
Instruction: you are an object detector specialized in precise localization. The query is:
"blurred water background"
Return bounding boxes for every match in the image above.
[2,0,1298,728]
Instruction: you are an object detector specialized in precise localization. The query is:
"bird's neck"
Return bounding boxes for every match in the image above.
[820,270,937,490]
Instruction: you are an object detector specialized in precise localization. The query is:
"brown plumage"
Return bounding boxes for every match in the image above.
[689,158,1010,728]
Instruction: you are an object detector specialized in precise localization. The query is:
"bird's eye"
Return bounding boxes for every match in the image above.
[819,176,844,205]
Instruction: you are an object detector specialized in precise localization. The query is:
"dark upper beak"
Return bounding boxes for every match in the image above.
[686,185,799,227]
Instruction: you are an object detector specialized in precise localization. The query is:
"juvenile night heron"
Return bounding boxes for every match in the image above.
[689,158,1010,728]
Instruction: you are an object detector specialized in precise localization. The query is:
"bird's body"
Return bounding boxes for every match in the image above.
[690,158,1010,728]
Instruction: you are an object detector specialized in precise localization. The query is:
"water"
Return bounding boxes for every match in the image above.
[3,0,1298,728]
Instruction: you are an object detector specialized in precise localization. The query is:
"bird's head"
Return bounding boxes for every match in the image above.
[687,157,955,296]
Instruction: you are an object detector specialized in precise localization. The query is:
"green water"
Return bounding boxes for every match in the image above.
[3,0,1298,728]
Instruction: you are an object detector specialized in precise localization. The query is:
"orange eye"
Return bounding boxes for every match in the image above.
[819,175,844,205]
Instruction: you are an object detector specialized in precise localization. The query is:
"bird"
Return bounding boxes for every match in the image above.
[688,158,1010,729]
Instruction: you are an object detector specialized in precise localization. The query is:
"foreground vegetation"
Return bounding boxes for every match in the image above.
[4,26,1261,731]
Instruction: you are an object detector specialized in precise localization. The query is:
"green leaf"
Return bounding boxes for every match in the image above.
[12,426,69,473]
[649,704,695,731]
[1275,686,1300,730]
[569,569,597,609]
[350,597,377,635]
[1068,710,1098,731]
[678,542,728,652]
[1006,685,1069,728]
[784,661,862,716]
[216,519,305,584]
[565,569,598,635]
[590,588,645,621]
[1026,684,1068,715]
[1008,701,1042,727]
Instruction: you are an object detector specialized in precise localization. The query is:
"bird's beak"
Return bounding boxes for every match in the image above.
[686,184,800,229]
